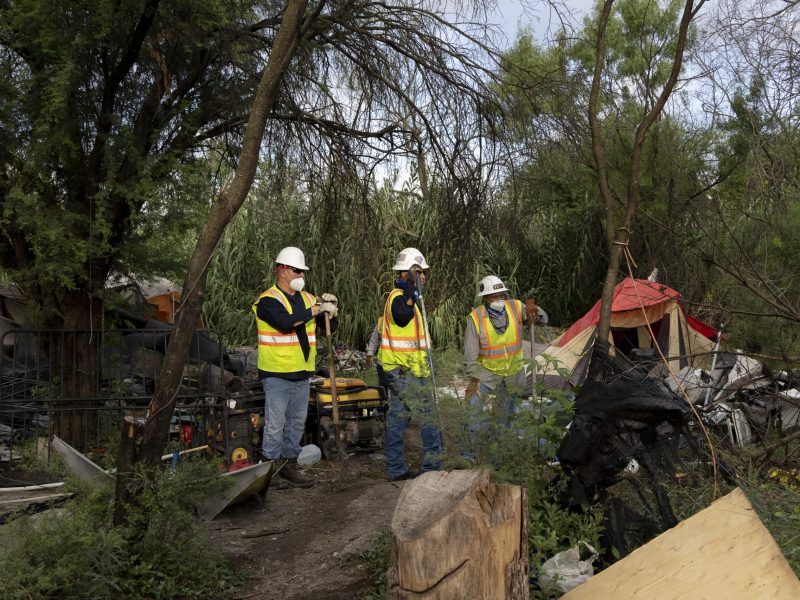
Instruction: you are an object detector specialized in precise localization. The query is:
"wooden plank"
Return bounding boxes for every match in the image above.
[563,488,800,599]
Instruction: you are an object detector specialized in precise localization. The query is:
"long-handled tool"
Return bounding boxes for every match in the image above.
[415,271,438,405]
[324,311,349,489]
[530,313,537,409]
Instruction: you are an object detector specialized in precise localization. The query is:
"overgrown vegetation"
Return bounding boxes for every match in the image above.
[355,355,605,598]
[356,351,800,597]
[0,462,239,599]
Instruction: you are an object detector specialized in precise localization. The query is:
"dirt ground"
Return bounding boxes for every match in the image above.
[207,453,403,600]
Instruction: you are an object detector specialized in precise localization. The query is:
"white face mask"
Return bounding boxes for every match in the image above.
[289,277,305,292]
[489,300,505,312]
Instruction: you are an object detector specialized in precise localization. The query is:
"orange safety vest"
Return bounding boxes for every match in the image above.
[469,299,524,377]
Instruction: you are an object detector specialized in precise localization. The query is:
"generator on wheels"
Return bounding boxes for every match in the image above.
[209,376,387,462]
[305,377,387,458]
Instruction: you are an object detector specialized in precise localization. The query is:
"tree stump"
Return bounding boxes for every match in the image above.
[387,469,528,599]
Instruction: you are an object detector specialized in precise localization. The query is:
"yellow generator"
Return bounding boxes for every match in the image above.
[306,377,387,457]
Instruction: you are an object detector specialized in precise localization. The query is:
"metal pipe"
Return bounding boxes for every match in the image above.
[703,325,724,407]
[415,272,438,405]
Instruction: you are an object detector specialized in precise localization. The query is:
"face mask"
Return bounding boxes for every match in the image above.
[489,300,505,312]
[289,277,305,292]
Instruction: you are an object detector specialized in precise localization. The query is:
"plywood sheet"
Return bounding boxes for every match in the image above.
[563,488,800,600]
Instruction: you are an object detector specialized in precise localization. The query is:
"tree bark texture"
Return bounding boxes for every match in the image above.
[387,470,528,600]
[49,290,104,449]
[133,0,311,470]
[588,0,701,381]
[114,0,313,513]
[113,416,145,527]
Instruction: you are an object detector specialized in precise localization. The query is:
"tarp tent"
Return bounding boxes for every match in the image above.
[536,278,717,387]
[107,275,203,326]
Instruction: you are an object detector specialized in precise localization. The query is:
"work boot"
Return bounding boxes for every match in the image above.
[278,459,314,488]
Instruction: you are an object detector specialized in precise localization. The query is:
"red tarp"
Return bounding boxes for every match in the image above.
[556,278,717,347]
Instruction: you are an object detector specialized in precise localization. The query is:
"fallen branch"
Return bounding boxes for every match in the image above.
[757,429,800,461]
[241,527,291,539]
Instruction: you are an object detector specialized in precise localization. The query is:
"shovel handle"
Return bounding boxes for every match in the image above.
[324,312,348,458]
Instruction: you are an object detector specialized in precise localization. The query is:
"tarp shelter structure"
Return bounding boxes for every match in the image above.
[536,278,717,387]
[562,487,800,599]
[108,275,202,327]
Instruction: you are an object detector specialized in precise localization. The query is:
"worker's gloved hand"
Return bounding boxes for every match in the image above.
[321,293,338,305]
[364,355,374,369]
[465,377,481,399]
[404,273,420,302]
[525,298,538,320]
[319,301,338,318]
[409,266,424,292]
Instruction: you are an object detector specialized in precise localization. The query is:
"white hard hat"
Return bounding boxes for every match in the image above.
[275,246,308,270]
[477,275,509,297]
[392,247,429,271]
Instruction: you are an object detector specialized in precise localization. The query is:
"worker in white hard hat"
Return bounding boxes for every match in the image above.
[377,247,442,481]
[462,275,541,460]
[252,246,338,487]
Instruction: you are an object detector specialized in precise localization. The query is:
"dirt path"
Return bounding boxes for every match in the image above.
[205,455,403,600]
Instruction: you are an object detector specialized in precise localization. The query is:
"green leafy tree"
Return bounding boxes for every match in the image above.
[0,0,265,443]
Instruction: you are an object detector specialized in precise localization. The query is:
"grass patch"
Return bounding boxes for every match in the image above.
[0,461,241,599]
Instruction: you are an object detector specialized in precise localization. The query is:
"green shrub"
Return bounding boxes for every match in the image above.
[358,355,604,599]
[0,461,240,599]
[358,530,391,600]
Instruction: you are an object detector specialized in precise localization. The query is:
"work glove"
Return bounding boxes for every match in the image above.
[405,270,422,302]
[321,293,338,305]
[364,355,374,369]
[525,298,538,321]
[319,301,338,318]
[465,377,481,399]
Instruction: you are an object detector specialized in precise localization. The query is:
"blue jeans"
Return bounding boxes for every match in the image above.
[463,380,520,459]
[384,367,442,479]
[261,377,310,460]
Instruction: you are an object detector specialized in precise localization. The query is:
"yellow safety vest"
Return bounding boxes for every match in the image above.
[252,285,317,373]
[377,288,430,377]
[469,300,524,377]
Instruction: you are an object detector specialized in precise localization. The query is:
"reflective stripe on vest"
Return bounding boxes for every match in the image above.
[377,288,430,377]
[252,286,317,373]
[469,300,524,377]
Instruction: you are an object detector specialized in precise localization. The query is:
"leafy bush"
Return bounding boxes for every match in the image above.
[0,461,240,599]
[358,530,391,600]
[358,355,604,599]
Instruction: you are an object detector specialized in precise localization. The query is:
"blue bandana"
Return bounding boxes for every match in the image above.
[486,304,506,318]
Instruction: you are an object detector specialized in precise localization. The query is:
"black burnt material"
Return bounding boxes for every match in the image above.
[557,341,695,558]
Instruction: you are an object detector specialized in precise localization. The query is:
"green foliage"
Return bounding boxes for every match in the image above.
[744,479,800,576]
[0,462,240,599]
[0,0,263,324]
[206,172,491,349]
[358,530,391,600]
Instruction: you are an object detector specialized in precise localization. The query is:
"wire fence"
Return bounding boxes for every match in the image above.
[0,328,241,486]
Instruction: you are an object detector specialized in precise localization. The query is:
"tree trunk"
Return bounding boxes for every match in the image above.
[587,0,701,381]
[114,0,313,511]
[387,470,528,599]
[113,416,145,527]
[50,289,104,449]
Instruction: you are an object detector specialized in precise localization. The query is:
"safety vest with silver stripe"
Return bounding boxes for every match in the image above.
[377,288,430,377]
[252,286,317,373]
[469,300,524,377]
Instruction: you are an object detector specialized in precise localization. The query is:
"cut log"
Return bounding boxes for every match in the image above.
[387,469,528,599]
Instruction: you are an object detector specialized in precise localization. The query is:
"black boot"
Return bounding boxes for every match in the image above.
[278,459,314,488]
